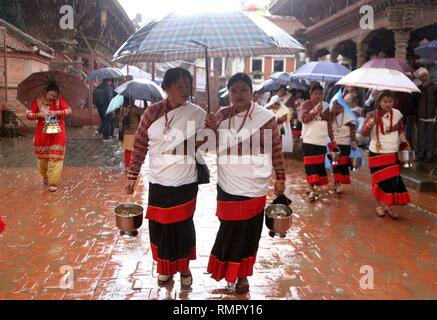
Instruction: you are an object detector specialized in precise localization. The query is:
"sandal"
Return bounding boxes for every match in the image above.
[334,184,344,195]
[386,208,399,220]
[180,271,193,289]
[157,274,173,286]
[236,278,249,294]
[48,186,58,193]
[308,191,317,202]
[376,207,385,217]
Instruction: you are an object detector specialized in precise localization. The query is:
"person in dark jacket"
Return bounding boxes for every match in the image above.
[414,68,437,162]
[93,79,115,141]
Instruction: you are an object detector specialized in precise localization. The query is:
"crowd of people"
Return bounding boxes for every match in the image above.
[25,62,435,295]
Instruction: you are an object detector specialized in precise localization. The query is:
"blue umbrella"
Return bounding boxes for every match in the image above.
[258,79,282,93]
[106,94,125,115]
[414,40,437,61]
[291,61,350,82]
[112,10,305,111]
[269,72,291,85]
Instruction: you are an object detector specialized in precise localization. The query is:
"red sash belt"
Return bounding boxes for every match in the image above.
[216,196,266,221]
[368,154,397,168]
[335,156,350,166]
[146,198,196,224]
[304,154,326,165]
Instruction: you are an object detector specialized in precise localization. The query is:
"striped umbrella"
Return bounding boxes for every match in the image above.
[112,10,305,111]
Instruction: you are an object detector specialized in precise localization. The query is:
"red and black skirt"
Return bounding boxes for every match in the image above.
[368,152,411,206]
[147,182,198,275]
[333,145,351,184]
[207,185,266,284]
[302,143,329,186]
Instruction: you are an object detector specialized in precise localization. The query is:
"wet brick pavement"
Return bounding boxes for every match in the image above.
[0,129,436,300]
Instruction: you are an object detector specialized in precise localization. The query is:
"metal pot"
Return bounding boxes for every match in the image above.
[350,157,362,172]
[329,147,342,166]
[398,150,415,168]
[114,204,143,237]
[265,204,293,238]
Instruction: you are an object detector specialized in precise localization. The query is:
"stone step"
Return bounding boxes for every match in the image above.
[401,167,437,193]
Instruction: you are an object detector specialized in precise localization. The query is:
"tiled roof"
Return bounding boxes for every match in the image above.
[265,15,306,35]
[0,18,54,58]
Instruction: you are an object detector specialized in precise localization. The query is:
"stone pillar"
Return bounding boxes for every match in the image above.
[387,5,416,60]
[393,30,411,60]
[330,50,339,63]
[356,41,367,68]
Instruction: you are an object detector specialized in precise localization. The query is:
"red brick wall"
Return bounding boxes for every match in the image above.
[286,57,295,73]
[264,57,272,79]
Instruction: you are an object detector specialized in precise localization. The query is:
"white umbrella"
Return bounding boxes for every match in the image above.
[336,68,421,93]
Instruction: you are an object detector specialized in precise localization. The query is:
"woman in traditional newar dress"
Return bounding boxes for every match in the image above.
[360,90,411,219]
[26,83,72,192]
[125,68,208,288]
[207,73,286,294]
[331,97,358,195]
[300,83,334,202]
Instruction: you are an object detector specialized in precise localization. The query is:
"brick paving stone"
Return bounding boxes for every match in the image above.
[0,130,436,300]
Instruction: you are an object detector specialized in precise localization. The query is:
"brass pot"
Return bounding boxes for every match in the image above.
[329,147,342,166]
[114,204,143,237]
[398,150,415,168]
[265,204,293,238]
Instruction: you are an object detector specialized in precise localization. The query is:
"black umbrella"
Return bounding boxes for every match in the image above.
[86,67,124,81]
[115,80,164,101]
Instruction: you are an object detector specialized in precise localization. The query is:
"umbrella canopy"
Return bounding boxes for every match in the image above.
[269,72,291,85]
[86,67,125,81]
[112,10,305,64]
[414,40,437,61]
[291,61,350,82]
[112,10,304,112]
[115,79,165,101]
[336,68,421,93]
[106,94,125,115]
[17,71,89,109]
[258,79,282,93]
[362,58,414,73]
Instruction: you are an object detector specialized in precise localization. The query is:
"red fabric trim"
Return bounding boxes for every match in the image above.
[334,173,351,184]
[368,153,398,168]
[151,244,196,275]
[292,130,302,136]
[307,175,329,186]
[372,185,411,206]
[207,253,257,283]
[124,150,132,169]
[335,156,351,166]
[0,215,6,233]
[216,196,266,221]
[304,155,326,165]
[371,165,401,185]
[146,198,196,224]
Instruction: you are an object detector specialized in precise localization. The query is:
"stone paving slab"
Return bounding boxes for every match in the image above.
[0,155,436,300]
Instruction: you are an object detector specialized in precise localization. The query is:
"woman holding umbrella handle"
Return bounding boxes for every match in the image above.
[360,90,411,219]
[125,68,208,289]
[26,83,72,192]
